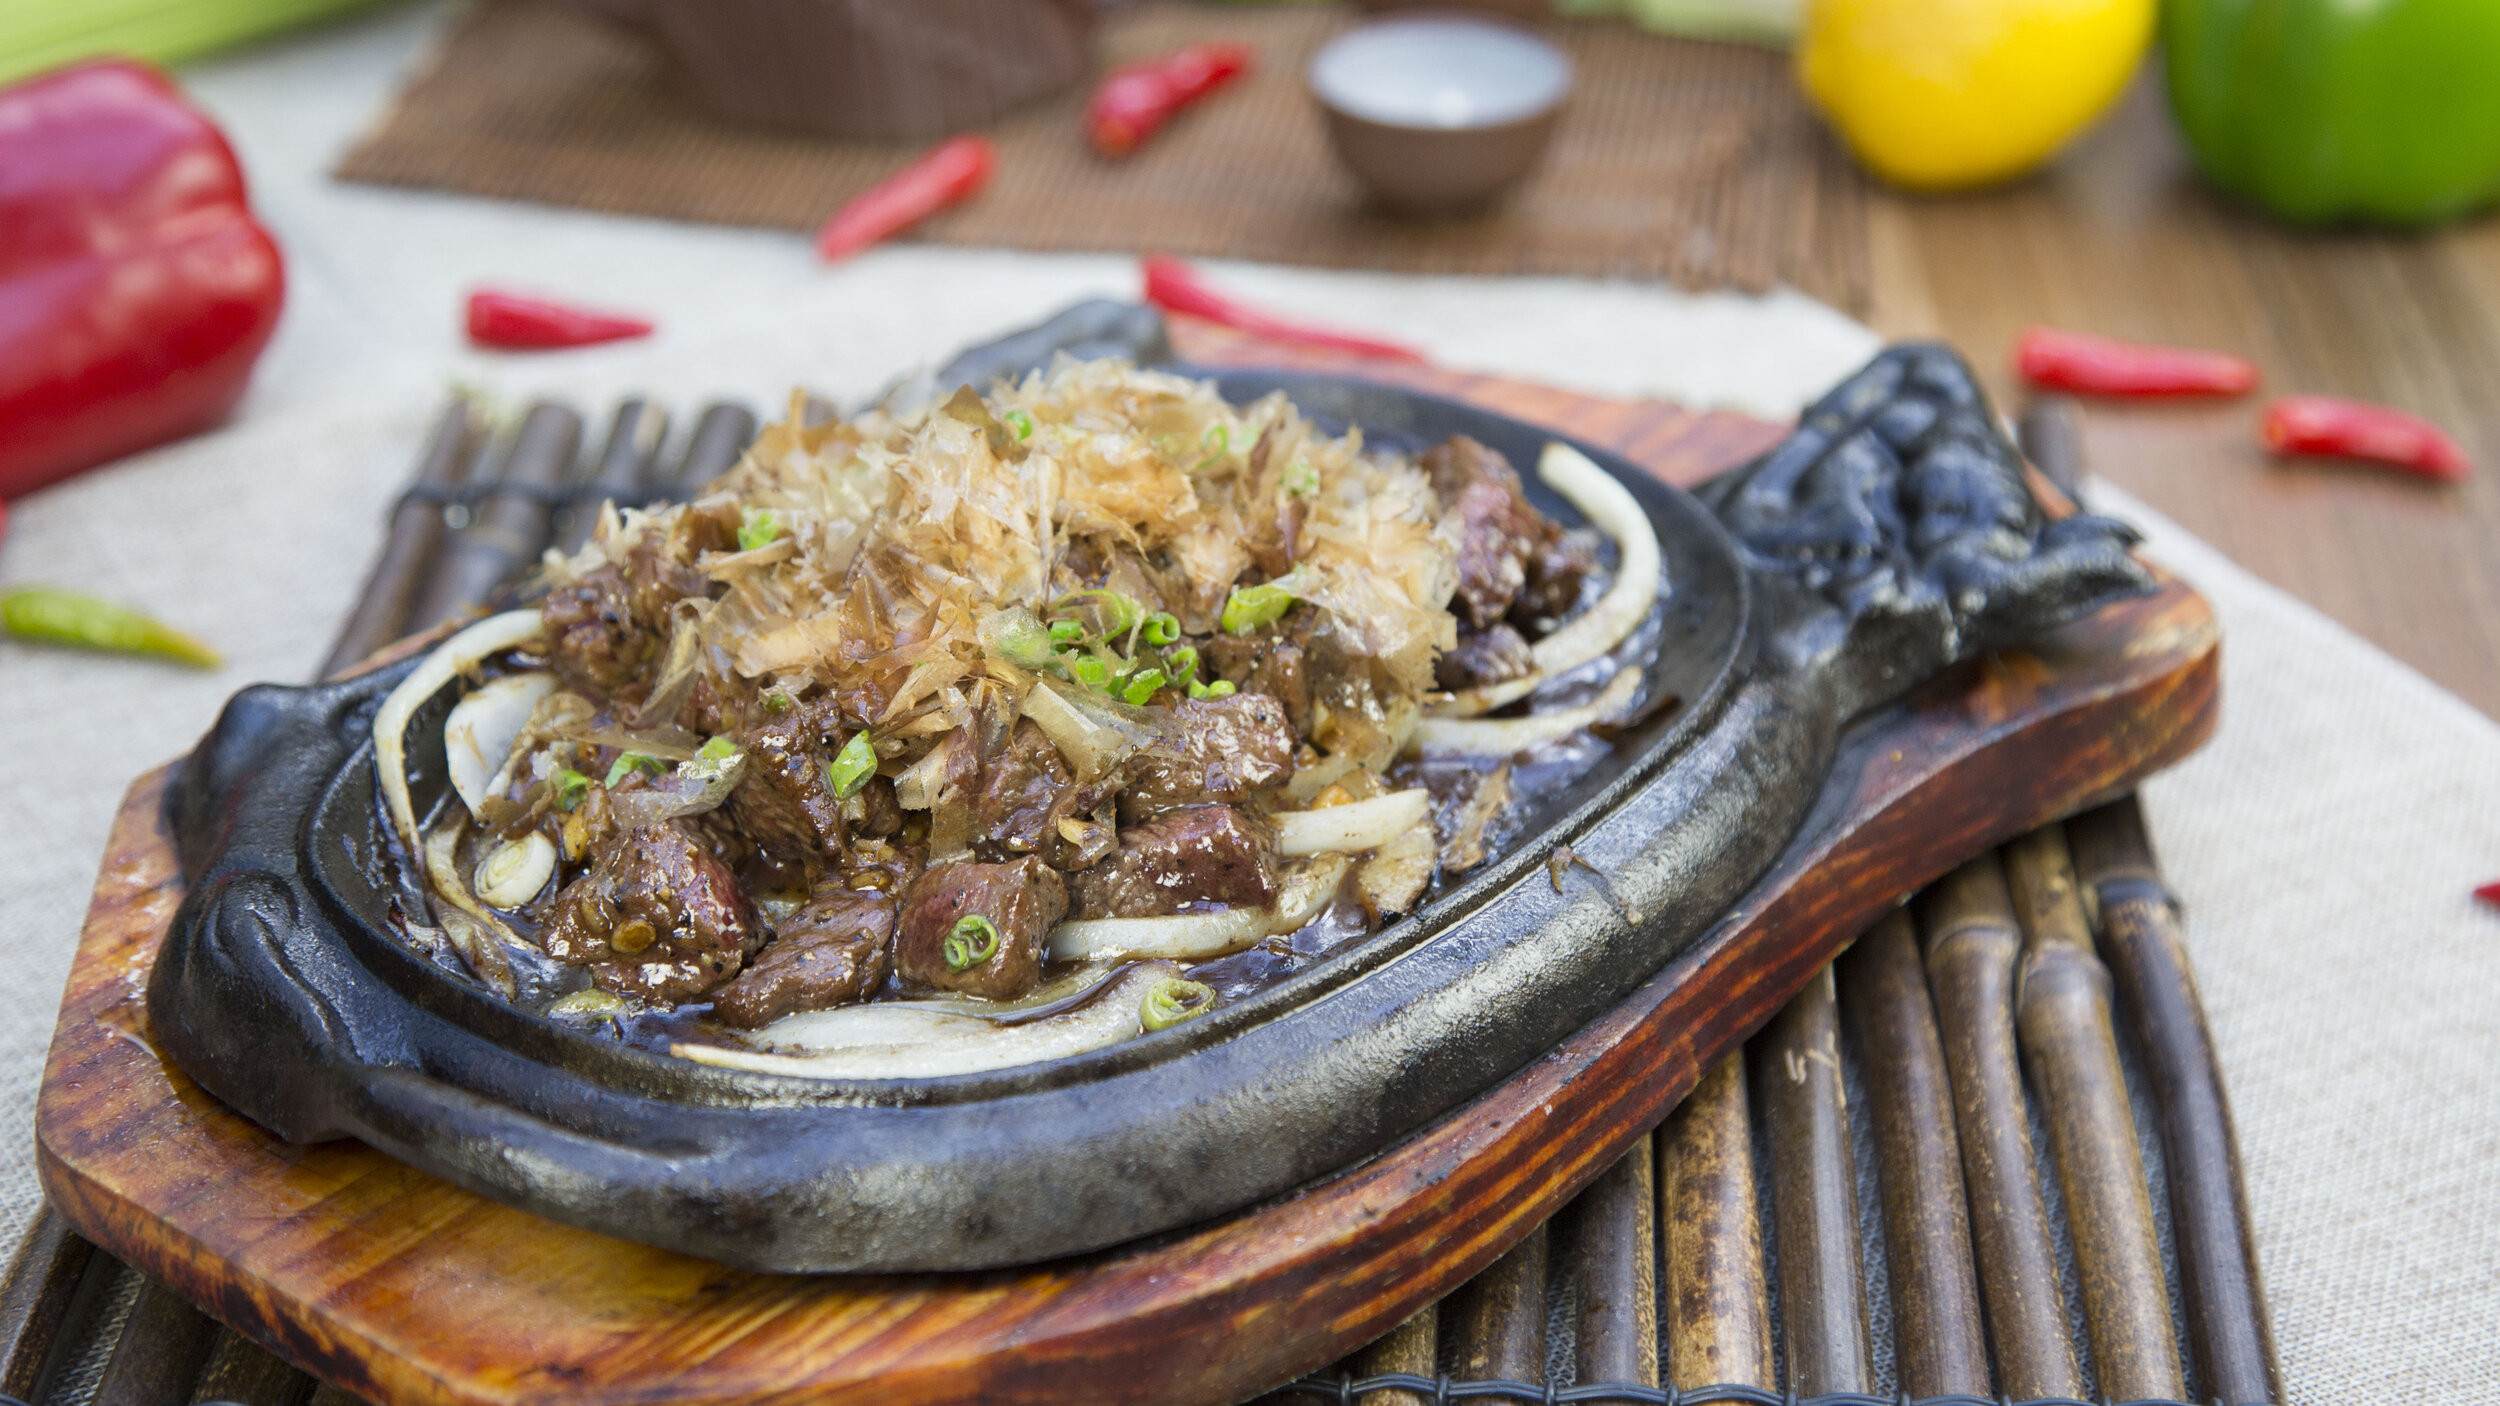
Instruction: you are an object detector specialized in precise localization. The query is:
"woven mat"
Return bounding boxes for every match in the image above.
[335,0,1871,312]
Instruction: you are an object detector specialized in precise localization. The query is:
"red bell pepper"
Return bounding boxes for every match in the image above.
[1141,256,1428,364]
[2260,394,2472,481]
[815,137,997,262]
[0,59,285,500]
[1087,43,1255,158]
[467,290,654,350]
[2015,326,2259,397]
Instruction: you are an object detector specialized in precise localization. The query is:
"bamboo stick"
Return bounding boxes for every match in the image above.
[0,1208,102,1404]
[1443,1225,1547,1386]
[664,402,759,496]
[1916,854,2084,1399]
[406,401,585,632]
[90,1281,219,1406]
[1566,1137,1658,1401]
[320,396,482,676]
[1659,1051,1773,1392]
[557,399,669,556]
[1346,1308,1437,1406]
[190,1328,313,1405]
[2005,826,2186,1402]
[1754,965,1872,1394]
[2069,798,2284,1406]
[1836,911,1991,1397]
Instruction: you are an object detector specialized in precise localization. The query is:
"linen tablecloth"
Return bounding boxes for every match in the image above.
[0,7,2493,1400]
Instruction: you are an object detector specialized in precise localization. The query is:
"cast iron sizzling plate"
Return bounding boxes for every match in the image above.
[148,321,2149,1273]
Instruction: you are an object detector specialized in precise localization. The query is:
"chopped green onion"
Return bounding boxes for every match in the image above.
[1057,588,1143,640]
[762,691,796,714]
[1120,668,1169,705]
[1068,654,1113,693]
[980,607,1055,670]
[1140,976,1217,1031]
[1142,611,1181,646]
[827,730,878,798]
[943,914,1002,971]
[1194,422,1230,470]
[1220,583,1295,634]
[1048,619,1085,646]
[1188,678,1236,700]
[1281,460,1319,496]
[603,753,664,787]
[1003,409,1034,442]
[737,507,781,552]
[551,768,592,812]
[697,734,739,761]
[1164,645,1199,689]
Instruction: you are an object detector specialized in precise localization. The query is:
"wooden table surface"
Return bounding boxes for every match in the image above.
[1864,73,2500,721]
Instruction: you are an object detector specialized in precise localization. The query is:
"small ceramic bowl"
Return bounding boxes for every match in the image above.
[1309,14,1573,217]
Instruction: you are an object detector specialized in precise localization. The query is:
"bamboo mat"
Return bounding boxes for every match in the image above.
[334,0,1872,313]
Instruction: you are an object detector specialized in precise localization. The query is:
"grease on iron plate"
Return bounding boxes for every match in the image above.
[374,359,1671,1079]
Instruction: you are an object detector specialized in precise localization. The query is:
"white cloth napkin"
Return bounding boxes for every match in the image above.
[0,6,2493,1400]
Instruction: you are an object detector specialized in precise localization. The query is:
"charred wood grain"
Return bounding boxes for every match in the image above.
[320,397,482,677]
[1755,966,1871,1395]
[1836,911,1989,1398]
[1661,1052,1773,1391]
[2068,799,2283,1406]
[1444,1225,1547,1385]
[2005,826,2185,1402]
[1567,1137,1659,1400]
[1916,854,2083,1400]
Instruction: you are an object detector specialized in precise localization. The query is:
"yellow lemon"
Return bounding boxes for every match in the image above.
[1798,0,2156,191]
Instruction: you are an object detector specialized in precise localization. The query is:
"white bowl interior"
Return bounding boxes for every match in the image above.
[1309,16,1573,130]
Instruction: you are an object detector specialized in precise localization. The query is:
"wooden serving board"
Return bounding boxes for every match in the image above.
[34,332,2220,1406]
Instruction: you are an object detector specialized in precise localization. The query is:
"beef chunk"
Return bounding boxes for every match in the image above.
[1068,805,1278,919]
[1511,530,1601,633]
[1422,437,1547,631]
[1120,693,1297,822]
[542,821,762,1004]
[1435,623,1536,691]
[729,702,848,869]
[894,857,1067,1000]
[1205,611,1314,736]
[711,887,895,1028]
[541,568,658,697]
[975,719,1102,861]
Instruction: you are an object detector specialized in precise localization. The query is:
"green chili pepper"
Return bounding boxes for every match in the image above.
[1163,645,1199,689]
[1281,460,1319,496]
[0,586,219,667]
[737,507,781,553]
[1188,678,1235,700]
[1220,582,1294,635]
[1141,611,1181,646]
[604,752,664,788]
[1120,667,1169,705]
[1003,409,1035,442]
[1140,976,1217,1032]
[827,730,878,798]
[550,767,592,812]
[943,914,1002,971]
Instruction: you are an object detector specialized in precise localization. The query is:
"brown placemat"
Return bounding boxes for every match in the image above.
[337,1,1871,312]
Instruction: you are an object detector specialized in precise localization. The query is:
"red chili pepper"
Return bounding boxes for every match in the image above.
[1141,257,1428,364]
[815,137,998,262]
[0,59,285,501]
[2476,880,2500,909]
[2260,395,2472,481]
[2014,327,2258,397]
[465,291,654,350]
[1087,42,1254,158]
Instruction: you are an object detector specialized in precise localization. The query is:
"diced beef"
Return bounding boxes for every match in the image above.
[711,886,895,1028]
[728,702,848,870]
[974,719,1105,861]
[1119,693,1297,823]
[1205,611,1314,736]
[541,568,658,697]
[1068,805,1278,919]
[1511,529,1601,634]
[894,858,1067,1000]
[1435,623,1536,691]
[618,517,724,626]
[1422,437,1546,631]
[542,821,762,1004]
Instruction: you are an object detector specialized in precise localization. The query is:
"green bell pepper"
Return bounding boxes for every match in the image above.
[2164,0,2500,226]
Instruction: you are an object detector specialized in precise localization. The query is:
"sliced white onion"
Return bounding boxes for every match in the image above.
[1046,854,1349,963]
[472,832,557,909]
[1018,678,1146,784]
[420,815,521,995]
[1356,823,1436,919]
[676,962,1182,1079]
[1411,663,1642,756]
[1433,442,1663,718]
[443,671,559,818]
[374,610,548,858]
[1271,789,1432,858]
